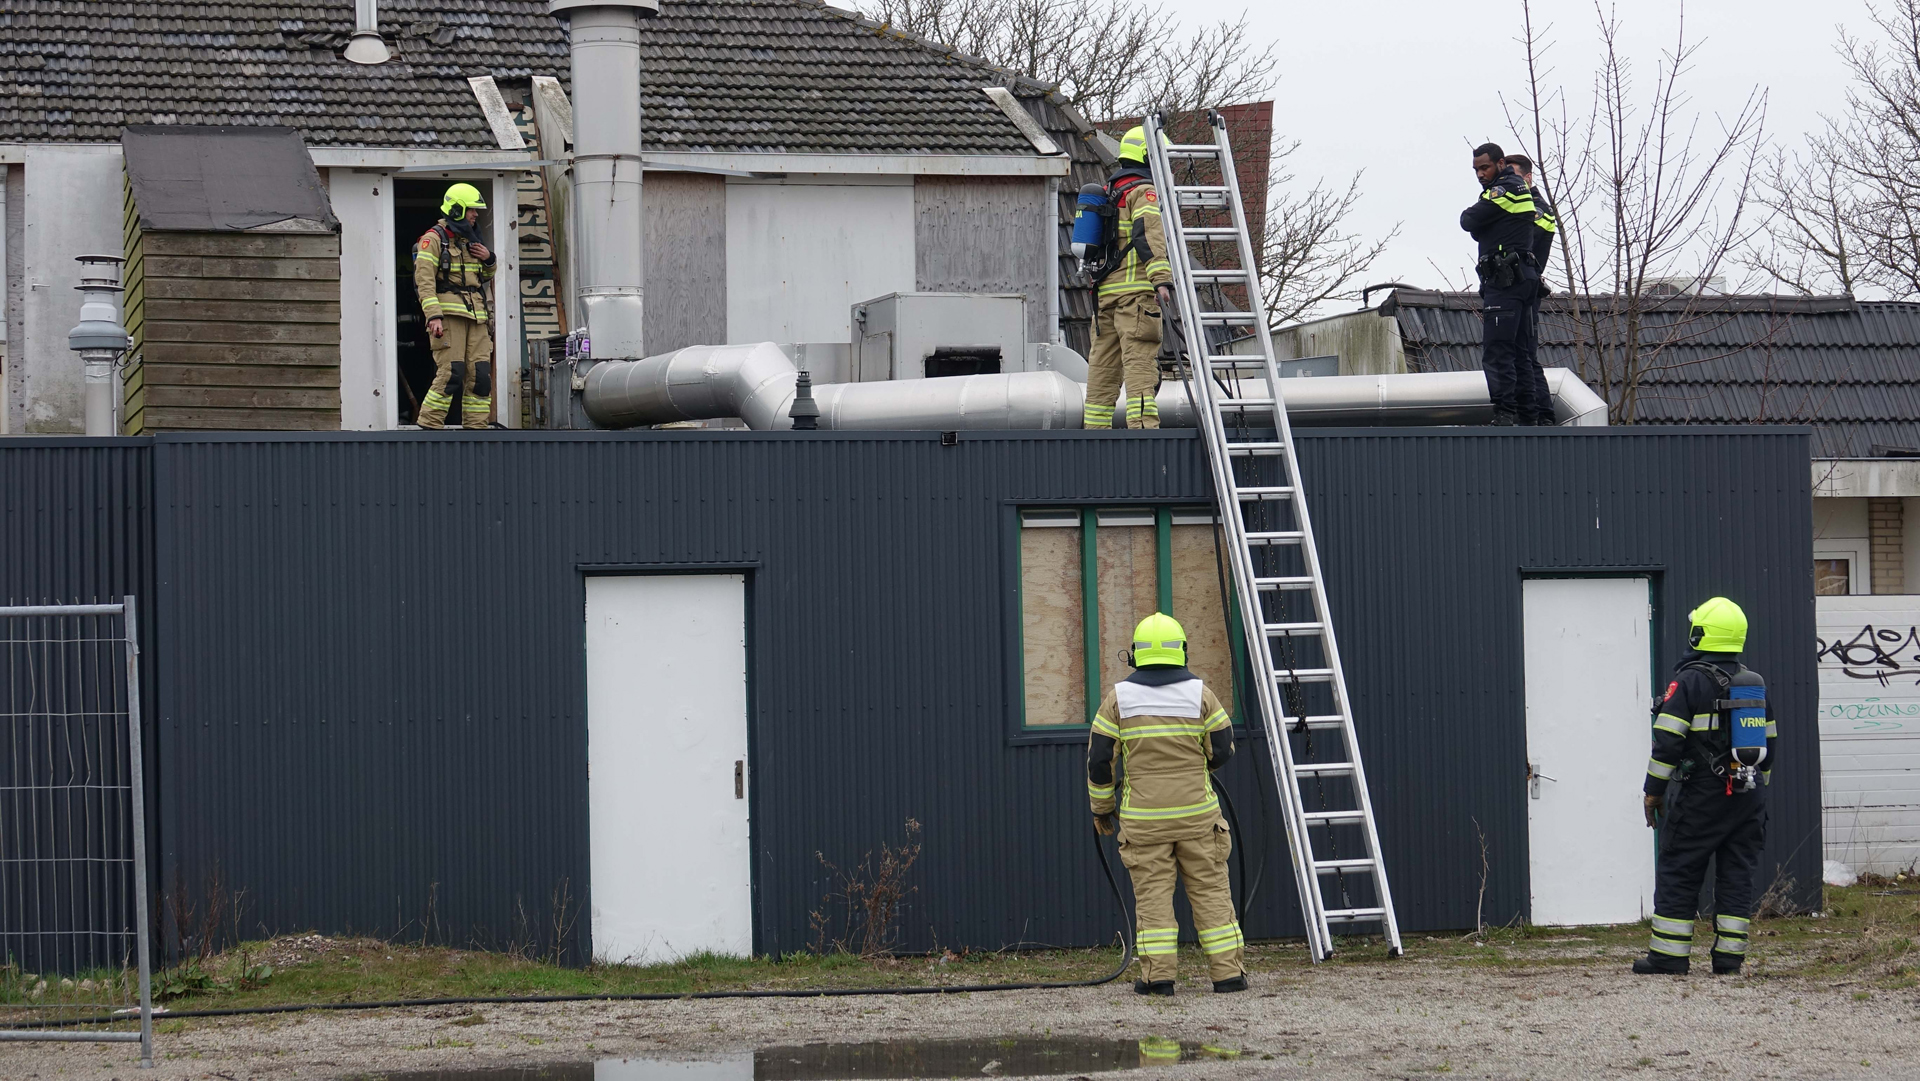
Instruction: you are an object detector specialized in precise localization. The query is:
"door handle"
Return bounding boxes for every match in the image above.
[1527,763,1558,800]
[735,760,744,799]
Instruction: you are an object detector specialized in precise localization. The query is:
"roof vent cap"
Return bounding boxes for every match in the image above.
[345,0,392,64]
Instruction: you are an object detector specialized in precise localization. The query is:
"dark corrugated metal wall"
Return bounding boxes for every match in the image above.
[0,427,1819,960]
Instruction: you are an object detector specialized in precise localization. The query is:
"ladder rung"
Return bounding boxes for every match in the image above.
[1292,714,1347,730]
[1176,185,1231,195]
[1245,532,1304,547]
[1263,621,1323,636]
[1218,399,1277,410]
[1273,668,1336,683]
[1324,907,1388,923]
[1225,442,1288,456]
[1166,143,1221,154]
[1206,353,1261,364]
[1235,486,1295,501]
[1301,810,1368,824]
[1199,312,1259,325]
[1192,269,1249,281]
[1253,575,1314,590]
[1293,761,1355,776]
[1184,228,1238,239]
[1312,858,1375,872]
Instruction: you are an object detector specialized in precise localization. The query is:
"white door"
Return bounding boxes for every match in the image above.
[1522,578,1654,925]
[585,574,750,963]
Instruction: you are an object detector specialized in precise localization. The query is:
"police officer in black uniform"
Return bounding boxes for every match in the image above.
[1459,143,1540,425]
[1637,597,1777,976]
[1505,153,1558,425]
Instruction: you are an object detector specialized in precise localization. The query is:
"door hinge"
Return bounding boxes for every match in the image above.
[734,760,744,799]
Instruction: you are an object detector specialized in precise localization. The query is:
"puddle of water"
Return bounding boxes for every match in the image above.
[368,1036,1243,1081]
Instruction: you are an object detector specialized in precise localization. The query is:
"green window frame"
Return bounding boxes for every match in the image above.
[1014,504,1248,732]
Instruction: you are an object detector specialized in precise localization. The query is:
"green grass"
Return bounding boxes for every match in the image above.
[4,882,1913,1022]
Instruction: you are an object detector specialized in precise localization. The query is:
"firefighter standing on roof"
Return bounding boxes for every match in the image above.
[414,183,498,429]
[1088,612,1248,995]
[1636,597,1777,977]
[1083,126,1174,430]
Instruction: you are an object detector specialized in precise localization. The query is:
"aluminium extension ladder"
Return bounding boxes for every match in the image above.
[1144,112,1402,962]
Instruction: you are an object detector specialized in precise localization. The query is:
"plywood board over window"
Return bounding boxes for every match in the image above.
[1097,510,1160,691]
[1020,512,1084,726]
[1170,516,1237,714]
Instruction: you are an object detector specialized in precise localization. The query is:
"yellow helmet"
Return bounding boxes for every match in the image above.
[441,182,488,218]
[1688,597,1748,653]
[1116,125,1167,164]
[1130,611,1187,667]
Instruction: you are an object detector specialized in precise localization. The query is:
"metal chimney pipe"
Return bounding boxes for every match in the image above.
[549,0,656,362]
[344,0,392,65]
[67,255,129,437]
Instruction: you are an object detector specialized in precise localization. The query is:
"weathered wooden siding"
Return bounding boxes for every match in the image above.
[914,177,1051,347]
[122,172,147,434]
[123,231,341,432]
[644,171,726,355]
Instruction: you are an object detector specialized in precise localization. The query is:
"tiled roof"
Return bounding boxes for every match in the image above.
[1382,288,1920,457]
[0,0,1043,155]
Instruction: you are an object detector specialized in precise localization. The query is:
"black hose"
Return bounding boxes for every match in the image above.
[15,832,1135,1030]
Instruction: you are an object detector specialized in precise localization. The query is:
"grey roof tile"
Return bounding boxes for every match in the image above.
[1381,288,1920,457]
[0,0,1042,155]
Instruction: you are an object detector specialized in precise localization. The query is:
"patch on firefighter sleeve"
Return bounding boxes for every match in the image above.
[419,238,433,250]
[1143,190,1157,204]
[1662,681,1679,703]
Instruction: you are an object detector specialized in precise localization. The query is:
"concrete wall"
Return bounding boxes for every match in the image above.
[724,176,916,347]
[9,145,124,433]
[1269,309,1407,375]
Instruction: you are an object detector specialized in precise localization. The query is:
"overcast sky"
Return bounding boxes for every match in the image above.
[1175,0,1875,303]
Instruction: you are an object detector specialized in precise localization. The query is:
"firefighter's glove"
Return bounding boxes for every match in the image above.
[1093,813,1117,836]
[1643,793,1664,828]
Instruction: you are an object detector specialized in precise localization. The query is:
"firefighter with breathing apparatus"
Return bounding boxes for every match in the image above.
[1088,612,1248,994]
[1070,126,1173,430]
[413,182,498,429]
[1637,597,1777,976]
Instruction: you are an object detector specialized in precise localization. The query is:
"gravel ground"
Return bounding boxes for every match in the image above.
[5,954,1918,1081]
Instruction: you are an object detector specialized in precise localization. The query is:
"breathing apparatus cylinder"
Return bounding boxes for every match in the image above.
[1071,183,1109,263]
[1727,667,1768,768]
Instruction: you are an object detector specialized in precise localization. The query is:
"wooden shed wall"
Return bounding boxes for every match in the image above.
[914,177,1051,347]
[121,214,341,433]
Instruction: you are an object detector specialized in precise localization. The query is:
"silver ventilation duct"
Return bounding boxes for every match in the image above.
[580,343,1610,430]
[549,0,655,361]
[344,0,392,64]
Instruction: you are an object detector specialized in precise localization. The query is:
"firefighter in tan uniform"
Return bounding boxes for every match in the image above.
[1088,612,1248,994]
[1083,126,1173,430]
[413,183,498,429]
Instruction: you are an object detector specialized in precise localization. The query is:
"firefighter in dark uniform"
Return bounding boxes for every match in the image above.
[1506,153,1558,426]
[1458,143,1539,425]
[1637,597,1777,976]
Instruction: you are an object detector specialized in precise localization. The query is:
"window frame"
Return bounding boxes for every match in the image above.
[1814,541,1869,596]
[1007,501,1248,745]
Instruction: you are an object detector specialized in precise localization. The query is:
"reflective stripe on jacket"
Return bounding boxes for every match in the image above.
[1098,179,1172,298]
[1088,677,1231,841]
[414,220,496,321]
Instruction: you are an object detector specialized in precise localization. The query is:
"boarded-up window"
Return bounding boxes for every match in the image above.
[1170,514,1237,712]
[1019,506,1243,729]
[1021,511,1085,725]
[1096,510,1160,693]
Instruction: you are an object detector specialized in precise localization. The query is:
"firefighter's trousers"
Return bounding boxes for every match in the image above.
[1649,778,1767,966]
[420,315,494,429]
[1118,824,1245,983]
[1085,291,1162,429]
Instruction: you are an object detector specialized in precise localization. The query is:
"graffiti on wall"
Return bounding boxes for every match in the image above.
[1816,622,1920,731]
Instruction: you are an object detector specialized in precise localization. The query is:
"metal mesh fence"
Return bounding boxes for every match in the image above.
[0,600,153,1065]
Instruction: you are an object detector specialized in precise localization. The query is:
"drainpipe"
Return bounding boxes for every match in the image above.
[344,0,392,65]
[67,255,130,437]
[549,0,655,364]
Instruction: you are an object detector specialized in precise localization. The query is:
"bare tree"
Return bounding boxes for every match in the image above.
[858,0,1392,325]
[1502,0,1767,423]
[1753,0,1920,299]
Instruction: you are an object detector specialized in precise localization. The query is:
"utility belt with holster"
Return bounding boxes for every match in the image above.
[1475,247,1538,290]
